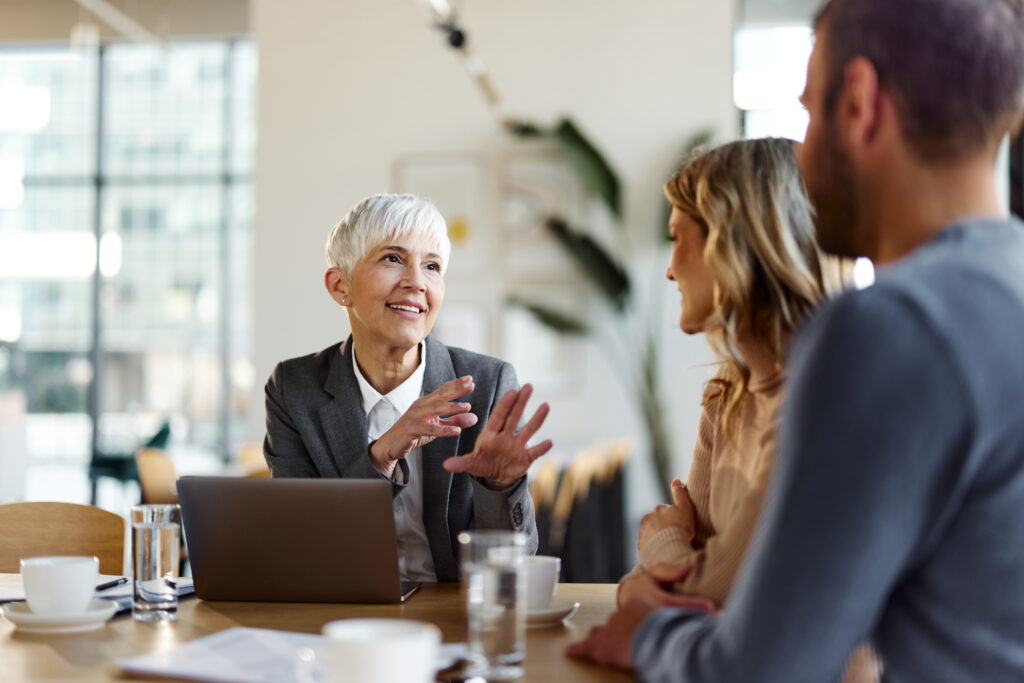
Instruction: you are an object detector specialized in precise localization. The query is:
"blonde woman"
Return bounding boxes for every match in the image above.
[616,138,876,680]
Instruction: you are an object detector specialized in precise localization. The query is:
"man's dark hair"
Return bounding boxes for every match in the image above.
[814,0,1024,161]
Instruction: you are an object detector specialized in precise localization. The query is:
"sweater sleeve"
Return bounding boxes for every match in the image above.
[636,395,715,569]
[637,384,772,606]
[644,472,772,606]
[686,387,718,546]
[632,287,974,682]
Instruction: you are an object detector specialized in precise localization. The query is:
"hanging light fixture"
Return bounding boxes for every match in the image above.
[418,0,501,109]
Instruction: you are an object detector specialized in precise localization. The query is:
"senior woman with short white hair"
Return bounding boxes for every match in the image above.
[263,193,551,582]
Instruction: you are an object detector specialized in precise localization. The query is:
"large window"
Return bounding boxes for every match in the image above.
[733,26,812,142]
[734,25,874,289]
[0,41,255,507]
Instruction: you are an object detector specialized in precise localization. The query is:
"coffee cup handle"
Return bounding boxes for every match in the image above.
[294,646,326,683]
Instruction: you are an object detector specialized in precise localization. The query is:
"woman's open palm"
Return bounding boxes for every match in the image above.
[442,383,552,487]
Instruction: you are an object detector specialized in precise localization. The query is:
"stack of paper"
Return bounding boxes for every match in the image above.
[117,628,470,683]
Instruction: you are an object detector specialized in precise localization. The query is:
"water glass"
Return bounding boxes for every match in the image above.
[459,530,527,680]
[131,504,180,622]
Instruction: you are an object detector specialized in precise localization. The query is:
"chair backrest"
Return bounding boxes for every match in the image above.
[135,448,179,504]
[238,442,270,477]
[0,502,127,574]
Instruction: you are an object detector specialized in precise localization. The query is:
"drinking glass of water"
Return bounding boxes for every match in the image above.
[459,530,527,680]
[131,504,181,622]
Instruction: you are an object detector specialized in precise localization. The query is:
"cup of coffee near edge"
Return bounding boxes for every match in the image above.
[296,618,440,683]
[20,556,99,617]
[525,555,561,611]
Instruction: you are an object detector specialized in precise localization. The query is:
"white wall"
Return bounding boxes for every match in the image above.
[251,0,737,527]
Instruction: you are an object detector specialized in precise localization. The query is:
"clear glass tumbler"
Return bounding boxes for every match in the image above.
[131,503,180,621]
[459,530,527,680]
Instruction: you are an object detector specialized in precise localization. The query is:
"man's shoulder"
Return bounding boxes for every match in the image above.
[884,217,1024,291]
[793,218,1024,405]
[811,218,1024,332]
[877,219,1024,331]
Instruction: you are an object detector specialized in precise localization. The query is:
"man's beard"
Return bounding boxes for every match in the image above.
[807,122,865,259]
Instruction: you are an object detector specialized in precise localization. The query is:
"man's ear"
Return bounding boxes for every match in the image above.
[325,267,350,307]
[838,56,884,155]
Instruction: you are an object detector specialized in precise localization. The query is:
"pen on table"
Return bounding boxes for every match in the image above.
[0,578,128,605]
[96,577,129,592]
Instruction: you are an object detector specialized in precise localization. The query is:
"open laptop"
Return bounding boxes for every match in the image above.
[177,477,420,603]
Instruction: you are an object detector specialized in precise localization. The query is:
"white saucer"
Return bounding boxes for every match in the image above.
[1,599,117,634]
[526,599,579,628]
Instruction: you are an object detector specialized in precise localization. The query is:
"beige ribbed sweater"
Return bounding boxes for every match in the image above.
[638,368,782,603]
[629,368,880,682]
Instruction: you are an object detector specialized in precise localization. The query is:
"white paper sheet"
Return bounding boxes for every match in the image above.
[117,627,469,683]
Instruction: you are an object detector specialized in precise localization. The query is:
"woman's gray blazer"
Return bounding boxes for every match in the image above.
[263,334,538,581]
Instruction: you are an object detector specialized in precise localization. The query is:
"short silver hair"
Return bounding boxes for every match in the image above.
[325,193,451,276]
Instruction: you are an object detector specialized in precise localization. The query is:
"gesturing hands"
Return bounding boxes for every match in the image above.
[370,376,479,477]
[442,383,552,488]
[637,478,697,550]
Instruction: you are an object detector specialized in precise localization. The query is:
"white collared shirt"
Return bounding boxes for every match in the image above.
[352,343,437,582]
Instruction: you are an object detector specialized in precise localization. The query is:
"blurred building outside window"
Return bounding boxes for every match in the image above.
[0,41,256,510]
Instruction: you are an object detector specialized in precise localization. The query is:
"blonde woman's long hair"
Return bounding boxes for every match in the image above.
[664,137,845,434]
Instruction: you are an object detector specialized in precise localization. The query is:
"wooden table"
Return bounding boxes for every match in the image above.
[0,575,630,682]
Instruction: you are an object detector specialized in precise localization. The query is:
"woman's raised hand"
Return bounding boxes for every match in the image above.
[442,383,552,487]
[369,376,478,477]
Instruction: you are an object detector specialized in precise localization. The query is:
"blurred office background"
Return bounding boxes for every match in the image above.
[0,0,1017,573]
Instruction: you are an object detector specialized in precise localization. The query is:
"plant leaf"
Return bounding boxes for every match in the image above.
[683,127,715,157]
[553,118,622,221]
[507,297,589,335]
[545,216,630,310]
[503,119,546,138]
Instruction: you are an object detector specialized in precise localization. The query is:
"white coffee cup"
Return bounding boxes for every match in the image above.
[297,618,440,683]
[20,556,99,617]
[525,555,561,610]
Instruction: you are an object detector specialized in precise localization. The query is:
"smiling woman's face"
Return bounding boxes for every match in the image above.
[338,233,445,353]
[666,207,716,335]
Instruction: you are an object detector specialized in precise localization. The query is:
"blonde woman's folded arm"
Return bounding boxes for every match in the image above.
[638,475,770,606]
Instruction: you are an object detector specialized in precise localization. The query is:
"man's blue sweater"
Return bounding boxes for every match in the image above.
[634,218,1024,682]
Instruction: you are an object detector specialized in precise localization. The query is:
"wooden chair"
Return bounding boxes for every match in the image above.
[244,468,272,478]
[87,419,170,505]
[134,448,192,573]
[135,448,179,504]
[0,502,127,575]
[238,442,271,478]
